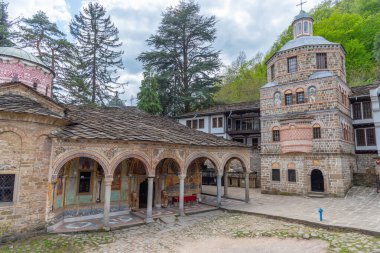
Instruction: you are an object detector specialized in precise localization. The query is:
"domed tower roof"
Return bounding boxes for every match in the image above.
[292,10,313,23]
[0,47,54,74]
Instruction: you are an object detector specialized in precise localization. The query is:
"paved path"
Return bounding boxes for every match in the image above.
[202,186,380,234]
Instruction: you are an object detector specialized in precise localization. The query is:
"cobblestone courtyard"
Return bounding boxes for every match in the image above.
[1,210,380,253]
[203,186,380,233]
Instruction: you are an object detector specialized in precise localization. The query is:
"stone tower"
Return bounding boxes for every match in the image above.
[0,47,54,97]
[259,10,356,197]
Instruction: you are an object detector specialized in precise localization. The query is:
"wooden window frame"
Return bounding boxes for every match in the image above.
[287,56,297,73]
[77,171,93,195]
[198,119,205,129]
[272,127,280,142]
[316,53,327,69]
[313,125,321,139]
[288,169,297,182]
[272,169,280,181]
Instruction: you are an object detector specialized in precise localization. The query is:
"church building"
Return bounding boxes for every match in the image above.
[260,10,356,197]
[0,47,251,238]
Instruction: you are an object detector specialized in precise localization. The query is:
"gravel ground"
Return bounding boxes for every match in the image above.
[1,211,380,253]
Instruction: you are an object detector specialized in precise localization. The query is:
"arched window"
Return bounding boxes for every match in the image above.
[303,21,309,34]
[272,126,280,142]
[313,124,321,139]
[285,90,293,106]
[296,88,304,104]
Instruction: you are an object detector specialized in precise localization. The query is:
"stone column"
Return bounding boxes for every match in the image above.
[62,175,67,207]
[155,176,161,208]
[146,177,154,223]
[179,174,186,216]
[224,171,228,198]
[245,172,250,203]
[103,177,113,227]
[216,173,222,207]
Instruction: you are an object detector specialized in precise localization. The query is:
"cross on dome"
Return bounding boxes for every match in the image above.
[296,0,307,11]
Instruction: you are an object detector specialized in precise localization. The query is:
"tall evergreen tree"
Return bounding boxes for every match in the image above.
[18,11,78,101]
[0,0,14,46]
[137,69,162,115]
[137,1,222,116]
[70,2,125,105]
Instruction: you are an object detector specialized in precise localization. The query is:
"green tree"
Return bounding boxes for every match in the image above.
[137,1,222,116]
[137,70,163,115]
[375,33,380,64]
[18,11,79,101]
[0,0,14,46]
[70,2,125,105]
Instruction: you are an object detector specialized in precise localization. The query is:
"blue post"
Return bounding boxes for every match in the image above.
[318,208,323,222]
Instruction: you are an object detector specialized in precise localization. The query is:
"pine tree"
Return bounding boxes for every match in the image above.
[137,69,162,115]
[18,11,78,101]
[0,0,14,46]
[137,1,222,116]
[70,2,125,105]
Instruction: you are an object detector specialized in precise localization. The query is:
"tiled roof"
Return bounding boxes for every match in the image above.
[177,101,260,118]
[309,71,335,80]
[0,93,64,118]
[350,83,380,98]
[52,105,247,147]
[279,36,338,52]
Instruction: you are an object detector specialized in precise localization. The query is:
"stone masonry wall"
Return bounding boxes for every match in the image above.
[267,45,346,84]
[0,120,55,240]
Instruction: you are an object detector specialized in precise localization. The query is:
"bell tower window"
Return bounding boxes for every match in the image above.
[287,57,298,73]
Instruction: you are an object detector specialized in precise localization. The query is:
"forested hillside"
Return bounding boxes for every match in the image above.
[215,0,380,104]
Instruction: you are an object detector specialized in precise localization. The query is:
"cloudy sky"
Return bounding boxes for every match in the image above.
[8,0,323,104]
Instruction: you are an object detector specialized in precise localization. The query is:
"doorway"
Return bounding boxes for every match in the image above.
[311,169,324,192]
[139,179,155,208]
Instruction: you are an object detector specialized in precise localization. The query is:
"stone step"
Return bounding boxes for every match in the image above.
[307,192,327,198]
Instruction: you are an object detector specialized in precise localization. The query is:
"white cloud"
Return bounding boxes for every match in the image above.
[8,0,71,25]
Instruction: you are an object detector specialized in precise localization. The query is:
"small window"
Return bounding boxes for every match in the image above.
[272,169,280,181]
[303,21,309,33]
[313,124,321,139]
[212,118,217,128]
[198,119,205,129]
[235,119,241,130]
[192,119,198,129]
[271,64,275,81]
[366,128,376,146]
[218,117,223,128]
[297,22,302,36]
[288,170,296,182]
[33,82,38,90]
[0,174,15,202]
[186,120,191,128]
[45,86,49,96]
[296,91,304,104]
[362,101,372,119]
[285,91,293,106]
[356,129,366,146]
[272,127,280,142]
[287,56,297,73]
[78,172,92,193]
[352,103,362,120]
[316,53,327,69]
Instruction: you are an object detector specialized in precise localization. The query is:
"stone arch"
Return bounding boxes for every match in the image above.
[51,150,110,180]
[307,167,328,193]
[221,153,249,174]
[184,152,220,176]
[0,127,27,140]
[110,151,151,176]
[153,154,184,175]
